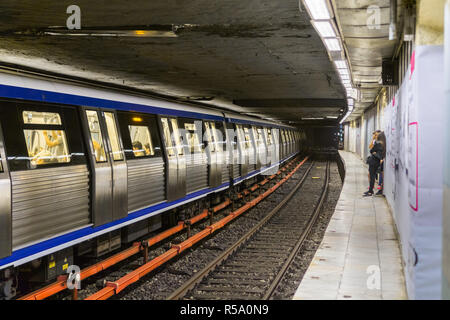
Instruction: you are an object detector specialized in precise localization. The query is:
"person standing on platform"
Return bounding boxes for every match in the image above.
[375,131,386,196]
[364,131,383,196]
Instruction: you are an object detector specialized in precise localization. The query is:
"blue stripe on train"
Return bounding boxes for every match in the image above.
[0,84,291,129]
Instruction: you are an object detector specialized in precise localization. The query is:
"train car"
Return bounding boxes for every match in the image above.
[0,72,300,298]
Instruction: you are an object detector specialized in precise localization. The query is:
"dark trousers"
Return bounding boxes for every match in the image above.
[368,164,379,193]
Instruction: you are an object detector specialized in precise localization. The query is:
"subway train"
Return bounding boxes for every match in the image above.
[0,73,305,297]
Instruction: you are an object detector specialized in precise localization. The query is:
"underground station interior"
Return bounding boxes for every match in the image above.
[0,0,450,308]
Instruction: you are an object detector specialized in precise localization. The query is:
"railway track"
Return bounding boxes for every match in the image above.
[19,156,307,300]
[167,161,330,300]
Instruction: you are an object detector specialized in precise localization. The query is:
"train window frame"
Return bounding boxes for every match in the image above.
[169,118,184,156]
[116,111,162,160]
[243,126,253,150]
[204,121,216,153]
[85,110,108,163]
[226,123,238,151]
[128,125,154,157]
[178,118,204,155]
[210,122,222,152]
[20,108,72,167]
[214,121,227,153]
[235,124,247,151]
[104,112,125,161]
[266,128,273,146]
[0,103,86,171]
[255,126,264,148]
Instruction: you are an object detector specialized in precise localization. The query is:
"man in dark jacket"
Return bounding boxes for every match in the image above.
[364,134,384,196]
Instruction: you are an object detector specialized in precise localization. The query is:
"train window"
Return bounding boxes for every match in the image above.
[266,128,273,145]
[161,118,176,156]
[255,127,264,147]
[214,122,226,152]
[235,124,246,150]
[129,125,154,157]
[204,122,216,152]
[210,122,222,152]
[85,110,107,163]
[104,112,124,161]
[23,129,70,166]
[23,110,62,125]
[243,127,252,149]
[170,119,184,156]
[184,122,203,154]
[226,124,238,151]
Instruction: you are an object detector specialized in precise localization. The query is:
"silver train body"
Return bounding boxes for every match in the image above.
[0,73,305,285]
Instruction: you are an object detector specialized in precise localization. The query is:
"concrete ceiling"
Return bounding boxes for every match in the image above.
[335,0,403,121]
[0,0,348,125]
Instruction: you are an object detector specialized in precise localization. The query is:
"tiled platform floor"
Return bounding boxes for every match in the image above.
[293,151,407,300]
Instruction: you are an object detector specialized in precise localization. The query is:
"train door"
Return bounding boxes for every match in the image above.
[253,126,265,170]
[204,121,223,188]
[179,118,208,194]
[0,122,11,259]
[116,112,165,212]
[263,127,273,167]
[280,129,286,161]
[226,123,240,180]
[159,117,186,202]
[81,108,127,226]
[286,130,291,156]
[235,124,248,177]
[288,130,294,155]
[243,126,256,173]
[215,121,229,185]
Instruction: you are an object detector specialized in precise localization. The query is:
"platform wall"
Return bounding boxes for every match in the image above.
[343,44,445,300]
[442,0,450,300]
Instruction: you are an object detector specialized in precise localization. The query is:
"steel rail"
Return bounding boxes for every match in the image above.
[263,161,330,299]
[166,161,315,300]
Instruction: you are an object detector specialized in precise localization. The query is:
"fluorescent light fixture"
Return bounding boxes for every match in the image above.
[42,29,178,37]
[303,0,332,20]
[311,20,336,38]
[324,38,342,51]
[334,60,347,69]
[326,116,339,119]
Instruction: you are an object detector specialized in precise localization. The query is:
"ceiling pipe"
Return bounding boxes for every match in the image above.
[389,0,398,40]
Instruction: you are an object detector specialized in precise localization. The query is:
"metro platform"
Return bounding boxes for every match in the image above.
[293,151,407,300]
